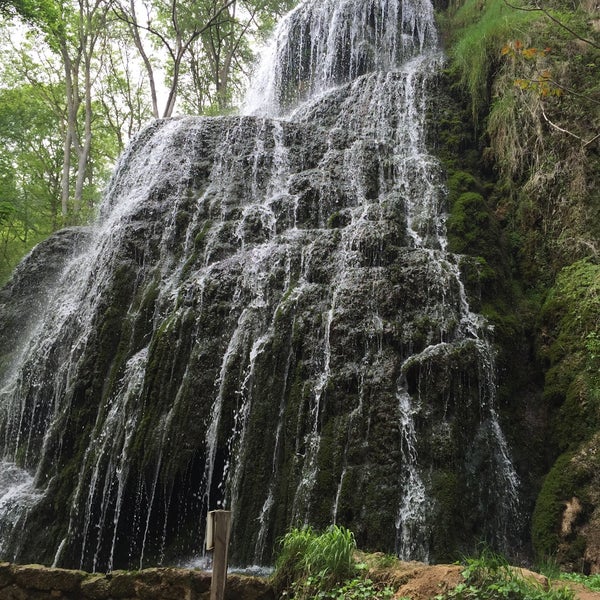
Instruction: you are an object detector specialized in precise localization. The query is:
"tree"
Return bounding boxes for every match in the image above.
[113,0,294,116]
[3,0,116,217]
[95,30,154,153]
[0,82,63,279]
[51,0,113,216]
[112,0,240,117]
[0,0,61,24]
[195,0,294,111]
[0,0,297,278]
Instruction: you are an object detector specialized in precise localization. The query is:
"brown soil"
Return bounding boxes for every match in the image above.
[554,582,600,600]
[391,564,463,599]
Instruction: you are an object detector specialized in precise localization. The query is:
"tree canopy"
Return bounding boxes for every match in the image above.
[0,0,295,281]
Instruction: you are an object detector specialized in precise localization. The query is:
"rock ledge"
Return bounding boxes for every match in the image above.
[0,563,273,600]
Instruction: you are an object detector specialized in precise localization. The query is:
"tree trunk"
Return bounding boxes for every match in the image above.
[60,45,79,217]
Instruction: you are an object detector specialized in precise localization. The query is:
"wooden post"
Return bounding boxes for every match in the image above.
[208,510,232,600]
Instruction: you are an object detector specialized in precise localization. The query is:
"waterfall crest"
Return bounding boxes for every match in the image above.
[0,0,521,570]
[243,0,437,117]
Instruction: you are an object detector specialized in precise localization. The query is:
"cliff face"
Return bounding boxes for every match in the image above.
[0,0,526,571]
[438,0,600,572]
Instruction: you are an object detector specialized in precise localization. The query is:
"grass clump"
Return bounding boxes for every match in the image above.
[435,548,575,600]
[559,572,600,591]
[440,0,539,119]
[272,525,393,599]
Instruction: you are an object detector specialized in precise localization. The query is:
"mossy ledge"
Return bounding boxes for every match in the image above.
[0,563,274,600]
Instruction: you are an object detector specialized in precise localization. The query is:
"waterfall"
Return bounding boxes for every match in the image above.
[244,0,437,117]
[0,0,521,570]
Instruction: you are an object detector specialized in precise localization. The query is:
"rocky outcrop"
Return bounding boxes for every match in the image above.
[0,563,273,600]
[0,227,91,377]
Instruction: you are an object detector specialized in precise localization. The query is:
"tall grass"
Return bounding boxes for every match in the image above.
[443,0,540,119]
[271,525,357,596]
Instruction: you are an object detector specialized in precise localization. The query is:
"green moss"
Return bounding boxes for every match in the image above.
[430,470,464,561]
[531,452,583,559]
[437,0,600,570]
[129,309,195,466]
[539,259,600,449]
[531,455,568,558]
[448,192,490,252]
[326,210,351,229]
[447,171,479,203]
[194,220,212,249]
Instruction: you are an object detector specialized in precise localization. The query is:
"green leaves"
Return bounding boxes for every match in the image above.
[302,577,395,600]
[559,572,600,592]
[435,549,576,600]
[0,81,63,281]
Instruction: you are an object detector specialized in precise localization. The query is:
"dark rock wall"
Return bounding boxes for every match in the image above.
[0,90,519,571]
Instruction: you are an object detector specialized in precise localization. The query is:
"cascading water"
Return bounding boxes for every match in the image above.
[0,0,522,571]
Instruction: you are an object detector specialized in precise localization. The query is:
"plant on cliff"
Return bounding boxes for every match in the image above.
[443,0,599,271]
[442,1,599,570]
[440,0,539,120]
[530,259,600,564]
[538,259,600,427]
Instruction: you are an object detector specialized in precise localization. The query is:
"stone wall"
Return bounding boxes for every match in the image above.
[0,564,274,600]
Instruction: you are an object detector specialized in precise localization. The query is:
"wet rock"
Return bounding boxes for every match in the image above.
[0,563,13,588]
[13,565,84,592]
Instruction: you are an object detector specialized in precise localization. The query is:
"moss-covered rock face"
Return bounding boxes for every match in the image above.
[0,65,524,574]
[531,261,600,568]
[440,0,600,571]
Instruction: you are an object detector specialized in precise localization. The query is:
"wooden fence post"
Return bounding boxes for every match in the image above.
[207,510,232,600]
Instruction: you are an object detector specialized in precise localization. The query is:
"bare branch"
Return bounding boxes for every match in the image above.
[502,0,600,49]
[540,103,599,147]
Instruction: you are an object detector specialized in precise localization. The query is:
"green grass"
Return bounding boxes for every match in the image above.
[272,526,393,600]
[559,572,600,592]
[539,557,600,592]
[434,548,575,600]
[441,0,540,119]
[272,526,356,593]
